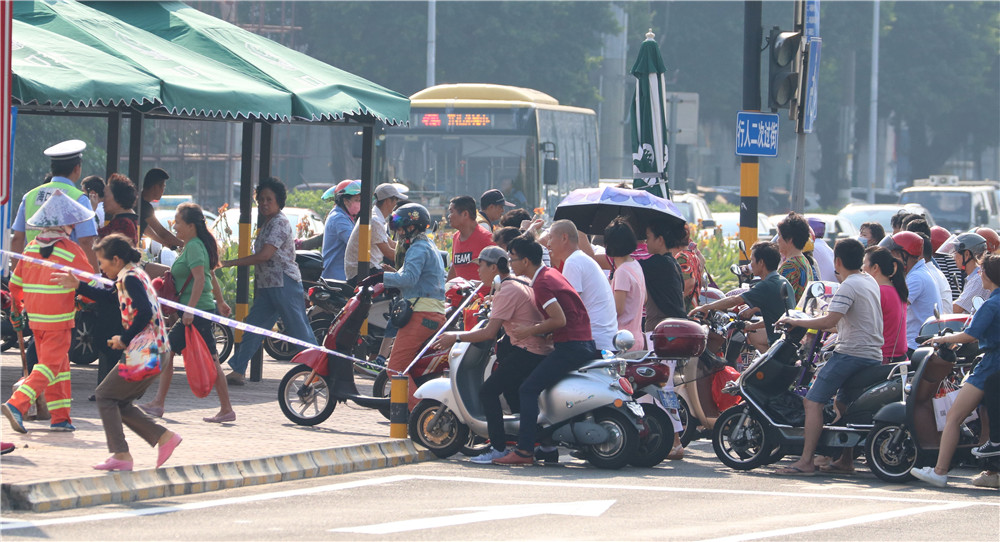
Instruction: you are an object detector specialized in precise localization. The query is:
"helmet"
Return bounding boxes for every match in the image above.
[806,217,826,238]
[975,227,1000,253]
[938,232,987,258]
[389,203,431,237]
[321,179,361,201]
[930,226,951,253]
[880,231,923,259]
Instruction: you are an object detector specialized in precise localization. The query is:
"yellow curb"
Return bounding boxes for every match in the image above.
[1,439,434,512]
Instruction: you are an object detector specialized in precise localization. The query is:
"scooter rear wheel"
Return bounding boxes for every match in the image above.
[371,370,391,420]
[712,406,772,471]
[866,422,917,483]
[278,364,337,426]
[586,407,640,470]
[630,403,674,468]
[409,399,469,459]
[676,396,699,446]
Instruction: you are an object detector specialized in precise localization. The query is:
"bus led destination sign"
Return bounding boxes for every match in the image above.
[418,112,495,128]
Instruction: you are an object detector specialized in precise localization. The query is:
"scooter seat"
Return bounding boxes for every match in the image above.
[319,278,355,295]
[839,363,894,405]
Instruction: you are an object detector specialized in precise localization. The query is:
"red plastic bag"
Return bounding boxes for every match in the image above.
[184,325,217,398]
[712,365,742,412]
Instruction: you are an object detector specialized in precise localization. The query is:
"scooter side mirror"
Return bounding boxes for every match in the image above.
[933,303,941,321]
[972,297,985,312]
[613,330,635,352]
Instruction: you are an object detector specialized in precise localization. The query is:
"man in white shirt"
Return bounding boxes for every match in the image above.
[545,219,618,351]
[806,218,836,282]
[344,183,408,282]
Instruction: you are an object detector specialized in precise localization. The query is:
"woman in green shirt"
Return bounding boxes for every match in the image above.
[139,203,235,423]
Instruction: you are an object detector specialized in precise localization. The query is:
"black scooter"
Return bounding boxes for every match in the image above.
[711,306,904,471]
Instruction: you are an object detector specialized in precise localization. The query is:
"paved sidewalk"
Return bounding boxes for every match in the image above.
[0,348,426,511]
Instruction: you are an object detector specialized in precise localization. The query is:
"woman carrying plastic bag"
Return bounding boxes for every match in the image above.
[54,234,181,471]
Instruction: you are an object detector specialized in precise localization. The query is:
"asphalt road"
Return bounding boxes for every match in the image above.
[2,441,997,541]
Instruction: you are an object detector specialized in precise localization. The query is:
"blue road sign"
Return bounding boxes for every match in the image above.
[802,37,822,134]
[736,111,780,157]
[805,0,821,40]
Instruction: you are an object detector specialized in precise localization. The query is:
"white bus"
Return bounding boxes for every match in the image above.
[383,84,599,216]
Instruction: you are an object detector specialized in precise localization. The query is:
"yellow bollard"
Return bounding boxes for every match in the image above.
[389,375,409,438]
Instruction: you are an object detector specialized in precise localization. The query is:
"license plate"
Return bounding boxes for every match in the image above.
[625,401,644,418]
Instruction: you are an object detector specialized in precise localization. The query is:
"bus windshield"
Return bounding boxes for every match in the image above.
[383,132,533,216]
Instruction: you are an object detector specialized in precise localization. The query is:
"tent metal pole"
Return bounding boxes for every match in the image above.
[356,123,376,279]
[128,112,143,186]
[106,111,121,179]
[234,121,256,378]
[248,122,272,382]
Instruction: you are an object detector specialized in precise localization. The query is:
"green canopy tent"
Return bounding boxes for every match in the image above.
[14,0,293,121]
[10,0,410,380]
[89,1,409,125]
[11,20,161,110]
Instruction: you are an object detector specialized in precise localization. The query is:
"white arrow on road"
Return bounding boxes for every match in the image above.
[329,500,616,535]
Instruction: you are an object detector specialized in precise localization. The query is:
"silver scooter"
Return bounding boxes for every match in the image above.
[409,326,644,469]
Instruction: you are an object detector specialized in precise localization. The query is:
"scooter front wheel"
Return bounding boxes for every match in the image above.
[278,364,337,426]
[712,406,772,470]
[586,407,640,470]
[409,399,469,459]
[866,422,917,483]
[630,403,674,468]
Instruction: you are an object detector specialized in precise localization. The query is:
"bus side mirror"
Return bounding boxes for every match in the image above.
[543,157,559,186]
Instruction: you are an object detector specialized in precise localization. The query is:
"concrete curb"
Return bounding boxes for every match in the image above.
[1,439,433,513]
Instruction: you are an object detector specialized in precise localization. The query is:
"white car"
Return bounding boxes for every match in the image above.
[708,212,774,241]
[671,192,716,229]
[211,207,325,245]
[836,203,935,234]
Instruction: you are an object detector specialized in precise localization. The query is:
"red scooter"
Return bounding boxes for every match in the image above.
[277,274,482,426]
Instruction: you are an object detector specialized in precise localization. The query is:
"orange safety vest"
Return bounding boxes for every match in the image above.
[8,239,91,330]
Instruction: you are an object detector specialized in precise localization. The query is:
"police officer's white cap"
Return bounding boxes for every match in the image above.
[43,139,86,160]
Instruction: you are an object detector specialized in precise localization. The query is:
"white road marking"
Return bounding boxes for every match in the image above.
[2,472,995,533]
[405,474,1000,508]
[330,500,616,534]
[0,474,410,532]
[697,502,976,542]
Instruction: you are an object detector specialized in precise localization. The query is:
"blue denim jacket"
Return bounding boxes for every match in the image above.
[383,236,445,302]
[965,287,1000,352]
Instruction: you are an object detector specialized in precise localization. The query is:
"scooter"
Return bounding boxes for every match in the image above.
[711,289,905,471]
[262,250,336,360]
[409,326,644,470]
[866,300,988,483]
[624,318,708,466]
[277,275,482,425]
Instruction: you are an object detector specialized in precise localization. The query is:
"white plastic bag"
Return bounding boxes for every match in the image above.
[932,389,978,431]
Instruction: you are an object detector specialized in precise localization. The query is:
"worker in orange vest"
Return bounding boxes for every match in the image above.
[3,191,95,433]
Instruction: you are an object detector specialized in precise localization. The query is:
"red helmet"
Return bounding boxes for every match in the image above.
[975,227,1000,253]
[881,231,923,258]
[929,226,951,253]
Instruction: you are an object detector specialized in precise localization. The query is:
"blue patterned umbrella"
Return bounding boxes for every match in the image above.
[554,186,685,239]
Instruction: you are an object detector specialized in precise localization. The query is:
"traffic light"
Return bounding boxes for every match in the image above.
[767,27,802,112]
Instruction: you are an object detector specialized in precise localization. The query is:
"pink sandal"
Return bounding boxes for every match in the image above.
[156,433,182,468]
[94,456,134,471]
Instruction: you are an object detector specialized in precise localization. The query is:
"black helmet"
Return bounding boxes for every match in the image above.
[389,203,431,237]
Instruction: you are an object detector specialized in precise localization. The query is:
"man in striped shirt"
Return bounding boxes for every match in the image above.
[3,191,95,434]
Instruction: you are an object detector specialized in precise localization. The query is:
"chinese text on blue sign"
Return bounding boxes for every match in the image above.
[736,111,780,157]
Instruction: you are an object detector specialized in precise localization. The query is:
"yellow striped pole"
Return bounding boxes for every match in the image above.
[389,375,409,438]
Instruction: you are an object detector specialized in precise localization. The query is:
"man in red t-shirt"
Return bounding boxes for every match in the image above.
[494,235,597,465]
[447,195,494,281]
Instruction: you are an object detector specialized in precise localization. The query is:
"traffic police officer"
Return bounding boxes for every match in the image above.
[11,139,99,271]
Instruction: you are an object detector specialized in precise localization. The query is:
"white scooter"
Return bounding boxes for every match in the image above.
[409,327,645,469]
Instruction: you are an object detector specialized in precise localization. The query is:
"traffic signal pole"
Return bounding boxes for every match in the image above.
[739,1,763,264]
[790,0,807,213]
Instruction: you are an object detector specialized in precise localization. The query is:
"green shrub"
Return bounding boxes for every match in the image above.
[286,189,334,219]
[698,231,740,293]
